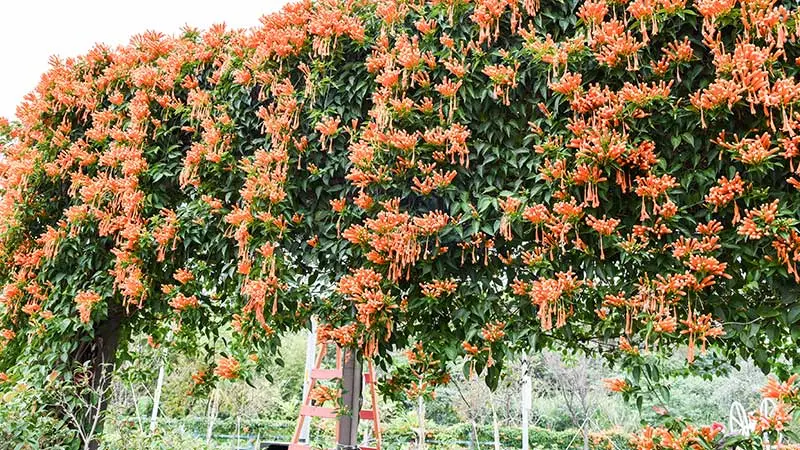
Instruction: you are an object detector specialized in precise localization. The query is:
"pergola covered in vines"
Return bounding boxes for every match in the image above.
[3,0,800,447]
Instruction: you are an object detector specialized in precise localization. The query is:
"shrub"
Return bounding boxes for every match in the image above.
[0,382,78,450]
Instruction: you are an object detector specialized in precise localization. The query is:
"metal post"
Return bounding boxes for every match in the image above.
[337,350,362,450]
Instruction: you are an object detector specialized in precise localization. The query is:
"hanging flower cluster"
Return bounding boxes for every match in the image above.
[512,271,583,331]
[0,0,372,388]
[627,374,800,450]
[495,0,800,369]
[384,342,449,401]
[214,357,241,380]
[327,0,542,359]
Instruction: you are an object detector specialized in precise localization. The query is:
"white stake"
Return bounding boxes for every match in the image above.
[206,388,219,444]
[522,354,532,450]
[149,359,166,433]
[300,320,317,443]
[491,393,500,450]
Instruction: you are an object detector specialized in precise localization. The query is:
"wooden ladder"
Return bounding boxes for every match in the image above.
[289,342,381,450]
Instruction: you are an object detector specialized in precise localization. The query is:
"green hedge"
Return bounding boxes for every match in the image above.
[382,423,627,450]
[117,417,628,449]
[114,417,295,440]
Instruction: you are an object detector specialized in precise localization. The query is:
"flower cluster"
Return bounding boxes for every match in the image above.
[214,357,241,380]
[628,375,800,450]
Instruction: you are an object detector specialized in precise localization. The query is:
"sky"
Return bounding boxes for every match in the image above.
[0,0,290,120]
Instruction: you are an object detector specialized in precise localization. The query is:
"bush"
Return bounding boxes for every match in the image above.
[105,416,629,450]
[380,422,628,449]
[110,416,295,440]
[0,382,78,450]
[99,427,214,450]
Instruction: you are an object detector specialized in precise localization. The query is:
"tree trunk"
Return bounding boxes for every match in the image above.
[70,314,124,450]
[337,350,362,449]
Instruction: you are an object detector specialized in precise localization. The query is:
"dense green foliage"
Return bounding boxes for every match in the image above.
[99,418,626,450]
[4,0,800,446]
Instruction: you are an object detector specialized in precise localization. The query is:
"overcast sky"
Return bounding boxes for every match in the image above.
[0,0,289,120]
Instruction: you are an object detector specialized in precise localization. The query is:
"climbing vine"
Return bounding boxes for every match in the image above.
[3,0,800,442]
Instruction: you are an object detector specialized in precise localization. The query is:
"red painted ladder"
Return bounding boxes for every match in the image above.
[289,342,382,450]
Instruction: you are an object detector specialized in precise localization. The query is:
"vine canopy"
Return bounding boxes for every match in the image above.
[2,0,800,393]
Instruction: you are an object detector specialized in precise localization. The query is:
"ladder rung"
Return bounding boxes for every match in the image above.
[361,447,377,450]
[311,368,342,379]
[300,405,338,418]
[359,409,375,420]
